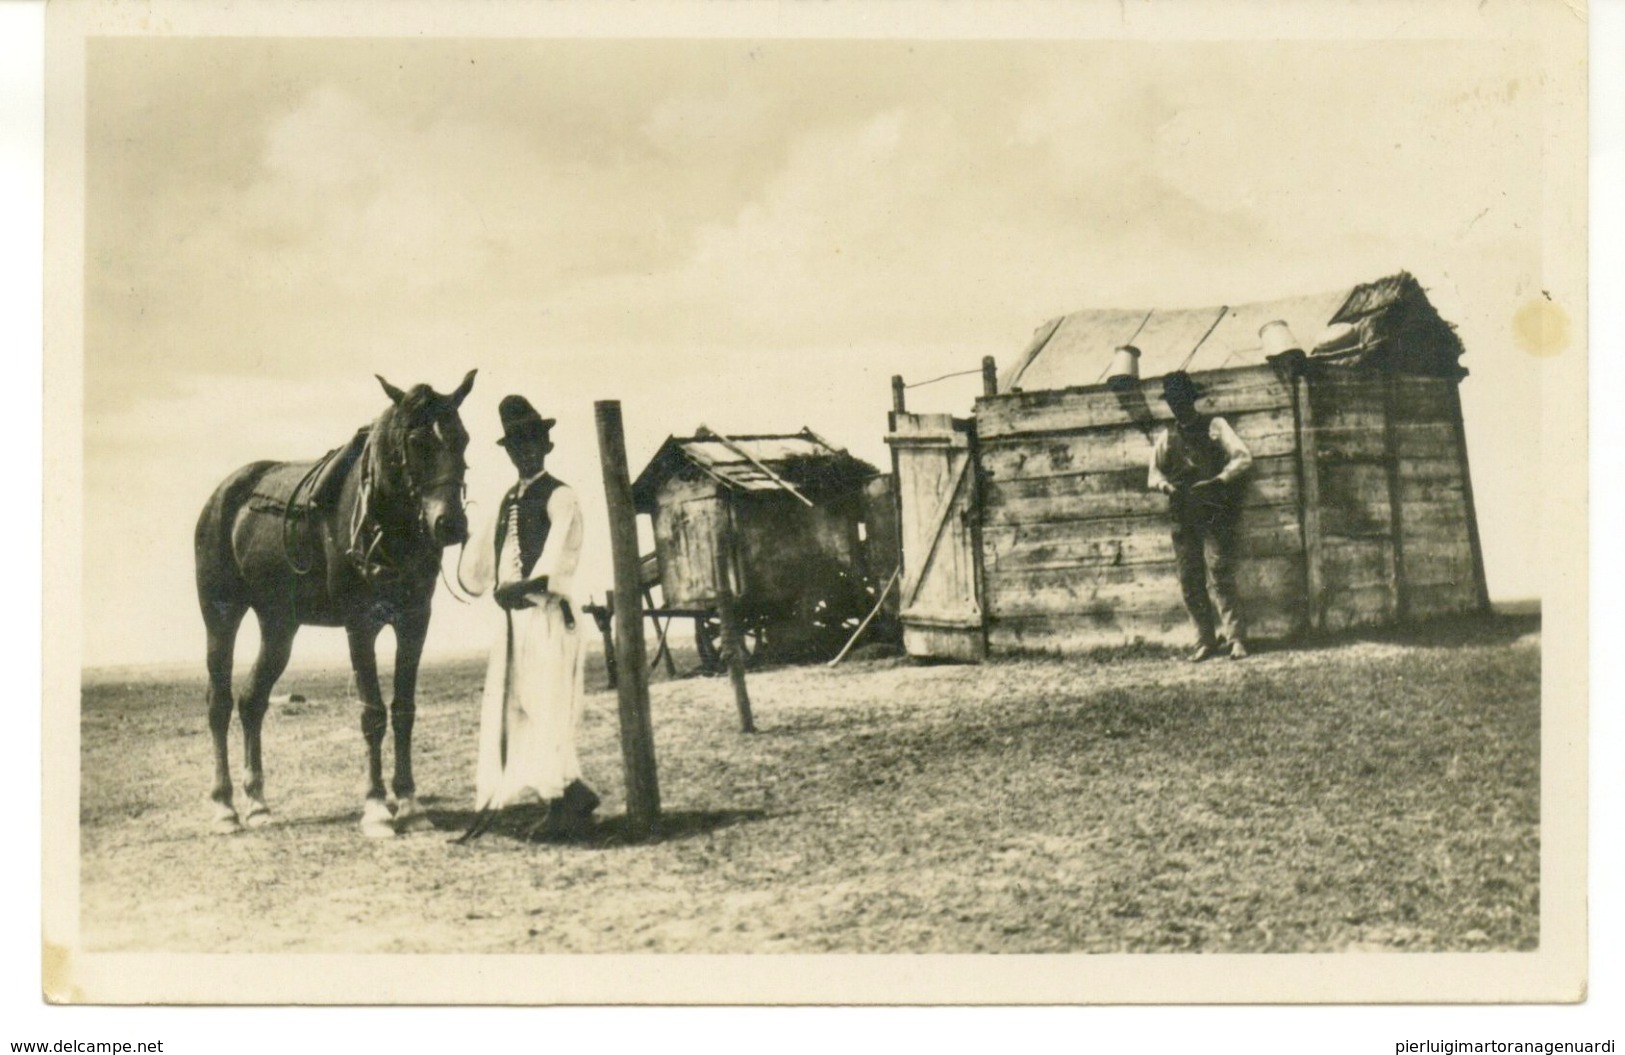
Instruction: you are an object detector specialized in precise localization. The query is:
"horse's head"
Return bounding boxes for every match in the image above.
[375,370,476,547]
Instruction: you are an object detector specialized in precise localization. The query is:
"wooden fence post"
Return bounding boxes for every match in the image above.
[594,400,661,837]
[584,597,618,690]
[713,523,756,733]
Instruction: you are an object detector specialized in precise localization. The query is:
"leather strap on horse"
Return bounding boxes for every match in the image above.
[280,458,331,577]
[267,428,373,578]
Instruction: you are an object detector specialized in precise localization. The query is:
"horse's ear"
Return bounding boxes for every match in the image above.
[376,375,406,406]
[450,369,477,408]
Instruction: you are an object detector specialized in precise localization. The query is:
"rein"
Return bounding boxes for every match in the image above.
[438,496,478,606]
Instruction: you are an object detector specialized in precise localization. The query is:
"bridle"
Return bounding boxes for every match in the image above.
[347,408,472,590]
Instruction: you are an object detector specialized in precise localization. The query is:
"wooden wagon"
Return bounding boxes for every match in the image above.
[887,272,1489,660]
[630,427,898,670]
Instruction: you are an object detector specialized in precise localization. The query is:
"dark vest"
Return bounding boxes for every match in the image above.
[1165,416,1238,520]
[1162,415,1228,487]
[495,475,564,579]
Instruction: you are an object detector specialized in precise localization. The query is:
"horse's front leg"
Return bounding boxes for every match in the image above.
[389,611,434,834]
[346,620,394,838]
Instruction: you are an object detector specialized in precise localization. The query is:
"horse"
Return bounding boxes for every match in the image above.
[194,371,476,837]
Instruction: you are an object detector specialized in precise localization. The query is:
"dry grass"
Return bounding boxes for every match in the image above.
[79,614,1539,953]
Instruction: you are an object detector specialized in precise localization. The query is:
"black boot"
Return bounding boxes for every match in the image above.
[562,779,601,818]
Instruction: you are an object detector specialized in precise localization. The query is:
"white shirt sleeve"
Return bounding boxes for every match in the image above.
[1209,417,1254,483]
[1147,429,1174,494]
[532,484,583,599]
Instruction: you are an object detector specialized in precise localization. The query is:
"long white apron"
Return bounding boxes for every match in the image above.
[459,476,587,808]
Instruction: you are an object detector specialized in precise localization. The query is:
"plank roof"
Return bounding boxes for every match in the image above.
[631,428,849,511]
[999,271,1463,394]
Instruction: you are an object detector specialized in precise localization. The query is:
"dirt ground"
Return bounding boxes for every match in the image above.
[79,614,1540,953]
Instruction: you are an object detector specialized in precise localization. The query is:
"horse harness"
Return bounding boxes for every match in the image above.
[251,414,465,586]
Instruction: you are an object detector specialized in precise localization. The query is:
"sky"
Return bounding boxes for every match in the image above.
[83,35,1563,668]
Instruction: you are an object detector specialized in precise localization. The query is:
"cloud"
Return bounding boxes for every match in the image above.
[641,80,774,155]
[225,86,520,296]
[1147,44,1542,257]
[81,38,1560,664]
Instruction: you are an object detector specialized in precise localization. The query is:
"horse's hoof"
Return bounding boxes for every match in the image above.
[243,806,272,829]
[393,799,435,834]
[210,803,242,835]
[361,799,396,839]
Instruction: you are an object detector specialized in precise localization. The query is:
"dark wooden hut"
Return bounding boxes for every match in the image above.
[631,427,895,664]
[887,272,1489,659]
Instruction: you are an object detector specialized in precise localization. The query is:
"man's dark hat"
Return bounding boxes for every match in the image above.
[1161,371,1203,404]
[496,395,556,448]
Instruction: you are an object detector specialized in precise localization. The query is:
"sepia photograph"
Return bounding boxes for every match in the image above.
[40,0,1588,1005]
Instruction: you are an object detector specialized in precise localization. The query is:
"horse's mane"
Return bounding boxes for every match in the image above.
[348,385,458,577]
[361,385,441,504]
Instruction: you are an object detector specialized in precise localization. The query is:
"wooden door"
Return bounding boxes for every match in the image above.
[885,412,986,661]
[652,488,725,610]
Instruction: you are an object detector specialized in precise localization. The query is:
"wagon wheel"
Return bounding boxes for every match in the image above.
[772,570,872,663]
[694,614,764,674]
[807,595,866,658]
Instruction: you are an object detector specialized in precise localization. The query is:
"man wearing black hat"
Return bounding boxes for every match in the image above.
[459,395,599,839]
[1148,372,1254,661]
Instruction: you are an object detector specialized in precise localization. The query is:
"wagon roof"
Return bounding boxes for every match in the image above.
[631,428,852,511]
[999,271,1463,394]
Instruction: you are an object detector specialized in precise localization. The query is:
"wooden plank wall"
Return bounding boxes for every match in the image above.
[734,494,862,611]
[1390,376,1481,618]
[1301,372,1399,631]
[860,474,902,620]
[1297,369,1479,630]
[974,365,1306,653]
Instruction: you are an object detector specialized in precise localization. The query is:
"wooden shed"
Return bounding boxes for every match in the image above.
[631,427,894,664]
[887,272,1489,660]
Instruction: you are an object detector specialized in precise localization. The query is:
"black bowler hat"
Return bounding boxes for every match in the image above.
[1161,371,1203,405]
[496,395,556,449]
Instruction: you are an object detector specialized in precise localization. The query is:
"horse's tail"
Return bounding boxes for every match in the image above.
[194,461,278,607]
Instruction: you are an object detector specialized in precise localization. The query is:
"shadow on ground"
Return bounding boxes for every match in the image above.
[992,610,1541,665]
[431,804,768,849]
[1284,611,1540,653]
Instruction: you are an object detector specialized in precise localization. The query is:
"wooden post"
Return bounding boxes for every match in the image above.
[1295,368,1327,631]
[1381,372,1410,623]
[981,356,998,398]
[584,596,618,690]
[1274,350,1315,637]
[713,519,756,733]
[886,383,907,624]
[594,401,661,836]
[1446,374,1493,612]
